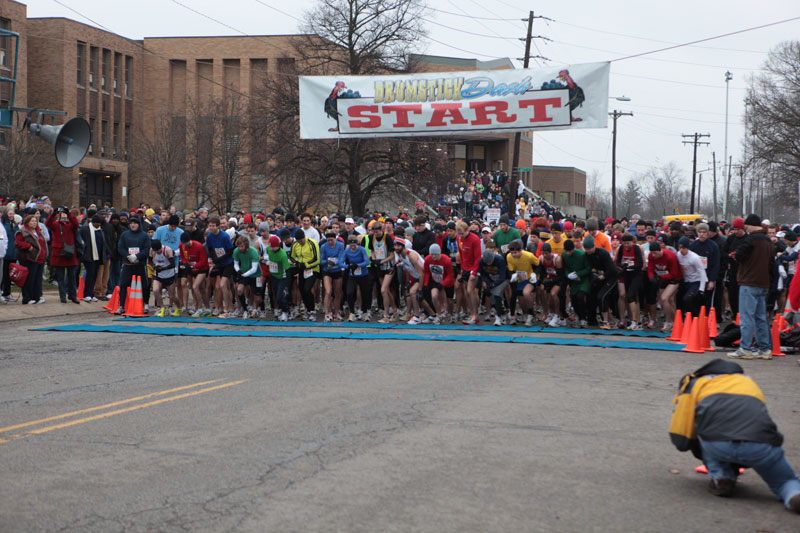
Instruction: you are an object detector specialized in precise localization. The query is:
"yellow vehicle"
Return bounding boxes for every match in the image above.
[663,214,706,224]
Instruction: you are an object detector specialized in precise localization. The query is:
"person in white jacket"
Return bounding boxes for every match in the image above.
[676,236,707,317]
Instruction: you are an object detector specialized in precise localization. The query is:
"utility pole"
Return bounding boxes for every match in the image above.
[682,132,710,213]
[610,110,633,219]
[697,173,702,211]
[510,11,550,217]
[723,71,733,218]
[712,152,718,220]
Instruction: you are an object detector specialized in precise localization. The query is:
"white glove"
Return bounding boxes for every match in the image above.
[510,272,519,283]
[568,272,579,281]
[779,265,787,279]
[127,254,137,263]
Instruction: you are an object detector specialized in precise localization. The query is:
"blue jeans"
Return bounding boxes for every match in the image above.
[739,285,770,352]
[701,439,800,509]
[107,256,121,294]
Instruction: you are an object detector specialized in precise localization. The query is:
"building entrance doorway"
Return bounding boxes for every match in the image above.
[79,170,116,208]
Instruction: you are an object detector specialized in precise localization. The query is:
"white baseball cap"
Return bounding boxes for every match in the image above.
[345,217,354,224]
[482,226,492,233]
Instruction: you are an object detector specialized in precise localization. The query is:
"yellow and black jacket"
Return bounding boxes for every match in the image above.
[669,359,783,460]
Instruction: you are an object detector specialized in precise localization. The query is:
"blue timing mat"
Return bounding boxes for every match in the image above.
[33,324,685,352]
[114,316,670,338]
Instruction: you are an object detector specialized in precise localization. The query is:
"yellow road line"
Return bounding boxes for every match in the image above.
[0,380,220,434]
[25,380,247,436]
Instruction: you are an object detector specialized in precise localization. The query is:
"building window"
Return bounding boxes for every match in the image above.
[544,191,555,204]
[276,57,296,73]
[113,122,119,156]
[124,56,132,98]
[101,120,108,156]
[76,42,85,86]
[89,46,98,88]
[101,49,110,92]
[113,52,121,95]
[0,17,9,69]
[89,117,96,154]
[124,123,130,159]
[559,192,570,205]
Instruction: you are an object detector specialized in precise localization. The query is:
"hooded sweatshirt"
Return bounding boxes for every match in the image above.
[117,220,151,265]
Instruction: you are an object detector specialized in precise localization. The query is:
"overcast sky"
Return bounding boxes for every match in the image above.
[27,0,800,197]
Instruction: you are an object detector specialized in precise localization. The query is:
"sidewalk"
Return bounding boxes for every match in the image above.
[0,287,110,323]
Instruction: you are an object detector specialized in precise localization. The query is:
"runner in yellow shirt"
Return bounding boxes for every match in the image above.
[506,239,540,326]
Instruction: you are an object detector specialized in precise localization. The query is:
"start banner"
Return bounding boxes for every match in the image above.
[299,62,609,139]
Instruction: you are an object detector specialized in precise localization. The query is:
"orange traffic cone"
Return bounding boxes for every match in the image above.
[698,306,714,352]
[666,310,684,341]
[695,464,744,475]
[123,286,132,314]
[124,276,148,317]
[771,318,787,357]
[682,317,704,353]
[679,312,694,345]
[77,276,85,300]
[104,286,120,312]
[708,307,718,338]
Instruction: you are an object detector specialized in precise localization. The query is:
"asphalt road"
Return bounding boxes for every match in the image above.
[1,314,799,532]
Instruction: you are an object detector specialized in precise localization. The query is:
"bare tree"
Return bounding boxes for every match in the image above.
[252,0,431,215]
[130,116,186,209]
[585,169,610,218]
[296,0,428,75]
[745,41,800,204]
[640,162,685,217]
[0,129,49,199]
[618,178,642,218]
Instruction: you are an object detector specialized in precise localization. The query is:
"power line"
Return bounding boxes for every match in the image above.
[614,72,748,90]
[252,0,303,23]
[428,7,522,21]
[550,19,768,54]
[611,15,800,62]
[422,18,519,41]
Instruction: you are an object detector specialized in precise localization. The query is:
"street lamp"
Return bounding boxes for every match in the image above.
[723,71,732,218]
[609,96,632,219]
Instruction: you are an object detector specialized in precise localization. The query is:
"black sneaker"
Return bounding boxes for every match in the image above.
[789,493,800,513]
[708,478,735,497]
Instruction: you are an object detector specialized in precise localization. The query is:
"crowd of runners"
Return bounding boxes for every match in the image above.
[2,194,799,356]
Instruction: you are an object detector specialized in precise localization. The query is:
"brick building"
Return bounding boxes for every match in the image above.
[2,0,579,215]
[527,165,587,218]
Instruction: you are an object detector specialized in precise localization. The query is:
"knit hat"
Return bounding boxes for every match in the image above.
[145,208,155,217]
[129,216,141,225]
[258,222,270,233]
[429,244,441,255]
[605,217,614,225]
[784,231,797,242]
[482,249,495,264]
[696,223,709,232]
[499,214,510,225]
[744,214,762,227]
[586,218,599,231]
[243,214,252,224]
[394,236,406,247]
[708,221,718,233]
[678,236,691,248]
[732,217,745,229]
[550,222,562,232]
[583,235,595,249]
[515,219,527,230]
[562,220,574,231]
[611,232,622,241]
[268,235,281,247]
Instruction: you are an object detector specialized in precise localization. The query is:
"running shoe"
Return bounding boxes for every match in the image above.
[408,316,421,325]
[325,313,333,322]
[378,317,392,324]
[728,348,755,359]
[493,316,503,327]
[524,315,534,327]
[171,307,183,317]
[627,322,642,331]
[661,322,673,332]
[463,316,477,325]
[192,309,205,318]
[347,313,357,322]
[156,307,168,318]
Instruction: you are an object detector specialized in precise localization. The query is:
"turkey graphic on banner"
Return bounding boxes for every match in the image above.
[300,62,609,139]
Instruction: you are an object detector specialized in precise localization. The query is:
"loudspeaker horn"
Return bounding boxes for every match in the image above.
[29,117,91,168]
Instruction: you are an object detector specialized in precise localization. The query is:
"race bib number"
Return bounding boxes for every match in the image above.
[546,267,557,276]
[328,257,338,265]
[303,269,314,279]
[128,247,139,256]
[517,271,529,282]
[256,277,263,288]
[501,245,509,254]
[700,256,708,269]
[430,264,444,283]
[375,249,386,260]
[655,265,668,278]
[215,247,225,258]
[623,258,634,267]
[354,267,362,276]
[268,261,278,274]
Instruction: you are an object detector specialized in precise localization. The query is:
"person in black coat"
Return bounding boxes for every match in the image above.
[411,215,436,257]
[78,214,109,301]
